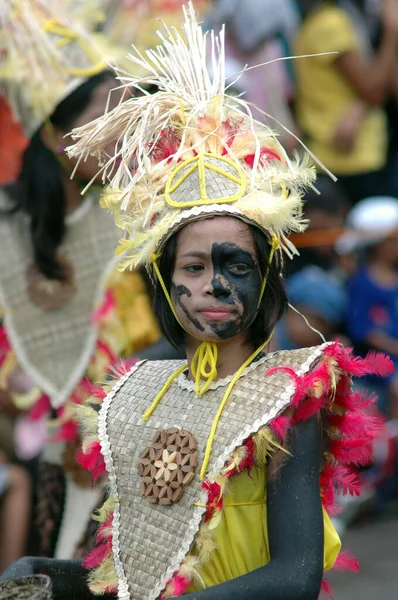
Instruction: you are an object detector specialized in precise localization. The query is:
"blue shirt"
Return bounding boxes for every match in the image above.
[347,266,398,359]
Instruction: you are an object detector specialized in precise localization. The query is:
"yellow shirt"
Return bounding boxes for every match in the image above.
[294,4,387,175]
[188,465,340,591]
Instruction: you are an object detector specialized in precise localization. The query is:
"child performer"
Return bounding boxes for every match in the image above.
[62,3,393,598]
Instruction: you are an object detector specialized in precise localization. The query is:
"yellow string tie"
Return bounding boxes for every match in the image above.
[151,254,219,394]
[142,363,188,422]
[199,327,275,480]
[191,341,218,395]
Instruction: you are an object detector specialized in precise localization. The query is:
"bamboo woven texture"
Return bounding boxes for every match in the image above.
[0,190,121,407]
[168,156,242,205]
[104,344,326,600]
[0,575,52,600]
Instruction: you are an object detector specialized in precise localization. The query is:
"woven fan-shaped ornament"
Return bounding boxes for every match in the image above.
[0,575,52,600]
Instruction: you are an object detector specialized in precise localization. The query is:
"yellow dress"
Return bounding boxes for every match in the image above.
[188,465,340,591]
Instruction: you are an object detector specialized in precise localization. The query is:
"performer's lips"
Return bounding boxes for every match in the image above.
[199,306,235,320]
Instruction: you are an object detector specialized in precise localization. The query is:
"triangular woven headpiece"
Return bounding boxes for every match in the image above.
[67,1,317,271]
[0,0,111,135]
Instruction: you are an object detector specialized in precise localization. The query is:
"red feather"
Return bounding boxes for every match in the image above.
[82,539,111,569]
[320,579,333,599]
[292,395,325,423]
[269,415,291,441]
[334,549,359,572]
[77,442,102,471]
[28,394,52,420]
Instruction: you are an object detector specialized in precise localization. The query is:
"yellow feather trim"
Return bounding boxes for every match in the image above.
[252,425,288,466]
[75,403,100,440]
[194,523,217,564]
[91,494,115,522]
[0,351,17,389]
[88,554,118,595]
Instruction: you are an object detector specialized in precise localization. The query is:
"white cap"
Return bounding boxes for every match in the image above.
[335,196,398,255]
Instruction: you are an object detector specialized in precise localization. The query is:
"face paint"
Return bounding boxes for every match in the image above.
[171,282,205,332]
[207,242,262,339]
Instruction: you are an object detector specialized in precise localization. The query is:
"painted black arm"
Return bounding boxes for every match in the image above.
[180,415,324,600]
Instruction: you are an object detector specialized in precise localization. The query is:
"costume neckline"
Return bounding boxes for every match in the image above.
[176,352,274,392]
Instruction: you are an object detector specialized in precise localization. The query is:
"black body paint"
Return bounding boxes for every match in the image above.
[171,283,205,332]
[209,242,261,339]
[171,242,262,340]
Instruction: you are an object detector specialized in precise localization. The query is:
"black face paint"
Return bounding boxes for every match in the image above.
[171,282,205,332]
[209,242,262,339]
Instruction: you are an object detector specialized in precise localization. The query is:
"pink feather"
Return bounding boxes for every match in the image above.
[301,363,331,397]
[325,344,393,378]
[292,395,325,423]
[92,457,107,482]
[333,466,360,496]
[170,574,190,596]
[334,550,359,572]
[77,442,102,471]
[51,419,78,443]
[84,380,107,401]
[28,394,51,420]
[320,579,333,599]
[92,290,116,324]
[82,540,111,569]
[328,411,382,439]
[269,415,291,441]
[0,325,11,364]
[96,339,117,363]
[329,438,372,466]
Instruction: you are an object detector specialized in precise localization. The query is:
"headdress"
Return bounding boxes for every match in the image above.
[68,2,316,268]
[68,1,318,402]
[0,0,116,135]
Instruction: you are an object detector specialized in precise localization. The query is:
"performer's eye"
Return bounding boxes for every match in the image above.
[228,263,252,275]
[184,264,204,273]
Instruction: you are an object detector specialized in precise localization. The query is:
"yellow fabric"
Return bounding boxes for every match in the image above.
[188,466,341,591]
[294,4,387,174]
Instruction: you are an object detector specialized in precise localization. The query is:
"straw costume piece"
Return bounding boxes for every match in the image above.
[70,4,393,599]
[0,0,116,136]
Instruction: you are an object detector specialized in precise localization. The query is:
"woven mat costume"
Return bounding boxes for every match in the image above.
[0,0,160,559]
[68,3,394,598]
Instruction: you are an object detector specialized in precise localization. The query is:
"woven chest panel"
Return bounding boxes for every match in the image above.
[104,344,326,600]
[0,191,121,407]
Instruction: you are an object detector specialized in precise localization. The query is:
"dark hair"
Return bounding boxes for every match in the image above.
[8,70,114,280]
[153,220,288,350]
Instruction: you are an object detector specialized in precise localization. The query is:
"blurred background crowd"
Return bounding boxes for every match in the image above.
[0,0,397,597]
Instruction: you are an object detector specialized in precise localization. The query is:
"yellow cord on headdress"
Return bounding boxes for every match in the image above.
[258,232,279,308]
